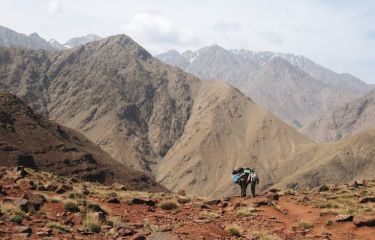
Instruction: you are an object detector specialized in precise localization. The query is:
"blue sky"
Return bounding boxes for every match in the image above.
[0,0,374,83]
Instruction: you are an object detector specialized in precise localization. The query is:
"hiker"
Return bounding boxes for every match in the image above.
[232,167,259,197]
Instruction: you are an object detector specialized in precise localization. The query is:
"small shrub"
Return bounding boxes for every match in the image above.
[326,220,333,226]
[83,215,101,233]
[226,225,241,237]
[159,200,178,210]
[47,222,71,233]
[88,203,107,214]
[199,210,221,219]
[253,231,282,240]
[299,221,313,230]
[237,207,258,217]
[63,201,80,213]
[67,192,83,199]
[50,197,62,203]
[9,214,23,224]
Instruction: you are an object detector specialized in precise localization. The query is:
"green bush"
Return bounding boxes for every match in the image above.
[63,201,80,213]
[9,214,23,224]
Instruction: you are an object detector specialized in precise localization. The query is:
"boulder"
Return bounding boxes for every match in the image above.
[353,216,375,227]
[204,199,221,205]
[45,183,58,192]
[131,198,156,207]
[2,197,28,211]
[107,197,120,204]
[266,192,279,201]
[117,227,135,237]
[22,192,46,211]
[318,185,329,192]
[358,196,375,203]
[55,187,67,194]
[335,214,353,222]
[14,226,32,234]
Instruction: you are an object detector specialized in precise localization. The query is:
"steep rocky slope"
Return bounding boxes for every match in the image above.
[157,80,311,197]
[0,92,165,191]
[0,36,197,172]
[0,25,54,51]
[303,89,375,142]
[276,128,375,189]
[157,47,368,128]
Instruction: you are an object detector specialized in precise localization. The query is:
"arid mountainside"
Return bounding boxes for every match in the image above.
[0,92,165,192]
[157,80,311,197]
[0,35,375,197]
[0,36,198,173]
[276,128,375,189]
[157,47,369,128]
[302,89,375,142]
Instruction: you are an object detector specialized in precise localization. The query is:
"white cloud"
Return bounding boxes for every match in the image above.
[48,0,62,14]
[120,12,199,53]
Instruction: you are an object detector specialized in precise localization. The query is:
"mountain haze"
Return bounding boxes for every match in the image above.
[157,47,370,129]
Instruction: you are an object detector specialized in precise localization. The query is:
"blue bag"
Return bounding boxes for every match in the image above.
[232,174,240,183]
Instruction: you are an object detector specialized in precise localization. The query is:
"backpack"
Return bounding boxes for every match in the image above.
[232,174,241,183]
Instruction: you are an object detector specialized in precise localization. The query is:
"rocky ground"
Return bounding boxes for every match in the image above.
[0,167,374,239]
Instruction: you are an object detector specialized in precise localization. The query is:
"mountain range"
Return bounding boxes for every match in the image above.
[157,47,371,129]
[1,32,375,197]
[0,25,101,51]
[0,25,374,197]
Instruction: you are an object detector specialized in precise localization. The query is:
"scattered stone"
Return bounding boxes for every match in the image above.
[55,187,67,194]
[61,184,73,191]
[23,192,46,211]
[2,197,28,211]
[219,202,228,208]
[45,183,58,192]
[37,184,46,191]
[358,196,375,203]
[319,185,329,192]
[254,200,269,207]
[131,198,156,207]
[353,216,375,227]
[205,199,221,205]
[117,227,134,237]
[266,192,279,201]
[335,214,353,222]
[14,166,28,178]
[160,225,173,232]
[107,197,120,204]
[14,226,32,234]
[177,198,190,204]
[223,196,231,201]
[268,188,281,193]
[35,228,52,237]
